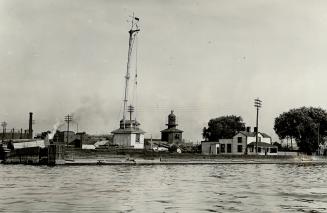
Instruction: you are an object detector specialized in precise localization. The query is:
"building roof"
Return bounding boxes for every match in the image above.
[238,131,271,138]
[12,140,46,149]
[247,142,277,148]
[260,133,272,138]
[111,127,145,134]
[201,141,219,144]
[238,131,256,137]
[161,128,183,133]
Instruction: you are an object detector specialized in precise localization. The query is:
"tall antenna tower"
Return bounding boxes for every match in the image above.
[122,14,140,129]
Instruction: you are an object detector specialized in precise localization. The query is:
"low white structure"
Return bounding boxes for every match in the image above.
[12,140,46,149]
[201,141,220,155]
[94,140,110,148]
[82,144,96,150]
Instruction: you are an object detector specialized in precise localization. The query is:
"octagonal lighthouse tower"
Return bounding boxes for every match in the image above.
[111,15,145,149]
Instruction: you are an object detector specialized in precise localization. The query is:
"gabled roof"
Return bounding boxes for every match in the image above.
[238,131,256,137]
[237,131,271,138]
[260,133,271,138]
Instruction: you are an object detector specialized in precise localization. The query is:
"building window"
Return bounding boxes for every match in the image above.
[258,147,261,153]
[238,145,242,152]
[258,137,261,142]
[221,144,225,153]
[136,134,140,143]
[227,144,232,153]
[175,134,180,139]
[238,137,242,143]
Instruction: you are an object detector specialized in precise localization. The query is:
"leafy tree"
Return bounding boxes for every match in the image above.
[203,115,245,141]
[274,107,327,154]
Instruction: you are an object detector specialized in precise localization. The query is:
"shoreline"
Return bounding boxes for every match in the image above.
[3,147,327,166]
[3,158,327,166]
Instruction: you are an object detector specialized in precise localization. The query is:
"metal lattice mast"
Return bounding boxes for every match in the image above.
[122,14,140,129]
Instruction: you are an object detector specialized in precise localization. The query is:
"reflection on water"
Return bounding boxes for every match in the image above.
[0,164,327,212]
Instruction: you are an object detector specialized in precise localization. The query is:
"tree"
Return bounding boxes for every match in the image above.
[202,115,245,141]
[274,107,327,154]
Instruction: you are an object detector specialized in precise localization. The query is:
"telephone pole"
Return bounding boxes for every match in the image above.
[64,114,73,147]
[317,123,320,155]
[128,105,135,121]
[254,98,262,154]
[1,121,7,143]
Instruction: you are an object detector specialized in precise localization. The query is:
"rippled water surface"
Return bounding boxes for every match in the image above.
[0,164,327,212]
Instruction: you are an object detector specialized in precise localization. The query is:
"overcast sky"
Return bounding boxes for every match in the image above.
[1,0,327,142]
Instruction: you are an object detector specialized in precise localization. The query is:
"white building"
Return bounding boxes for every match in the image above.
[111,120,145,149]
[202,127,277,155]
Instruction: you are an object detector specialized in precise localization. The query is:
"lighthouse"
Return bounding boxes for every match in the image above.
[161,110,183,144]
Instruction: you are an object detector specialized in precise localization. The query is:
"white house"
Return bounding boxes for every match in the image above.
[202,127,277,155]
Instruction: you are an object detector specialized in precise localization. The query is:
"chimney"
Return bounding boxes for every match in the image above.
[254,127,258,133]
[246,127,251,132]
[29,112,33,139]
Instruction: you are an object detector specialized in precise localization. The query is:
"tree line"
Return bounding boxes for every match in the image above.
[202,107,327,154]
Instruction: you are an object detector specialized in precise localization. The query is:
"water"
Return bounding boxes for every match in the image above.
[0,164,327,212]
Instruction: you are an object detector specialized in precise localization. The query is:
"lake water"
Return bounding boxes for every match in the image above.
[0,164,327,212]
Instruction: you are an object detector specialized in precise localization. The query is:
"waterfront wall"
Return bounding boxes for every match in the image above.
[3,145,65,165]
[64,148,303,161]
[4,147,48,164]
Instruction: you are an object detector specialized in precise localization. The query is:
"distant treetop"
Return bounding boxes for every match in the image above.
[202,115,245,141]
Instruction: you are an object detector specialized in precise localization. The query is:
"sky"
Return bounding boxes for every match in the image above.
[0,0,327,142]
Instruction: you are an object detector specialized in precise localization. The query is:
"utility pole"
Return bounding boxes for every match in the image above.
[317,123,320,155]
[64,114,73,147]
[1,121,7,143]
[128,105,135,123]
[254,98,262,154]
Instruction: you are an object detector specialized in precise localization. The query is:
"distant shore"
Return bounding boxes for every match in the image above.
[61,158,327,166]
[3,147,327,166]
[54,150,327,166]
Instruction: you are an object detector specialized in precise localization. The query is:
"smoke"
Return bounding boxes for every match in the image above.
[70,95,117,134]
[48,120,65,140]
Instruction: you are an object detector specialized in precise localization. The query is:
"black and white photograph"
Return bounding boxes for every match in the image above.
[0,0,327,212]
